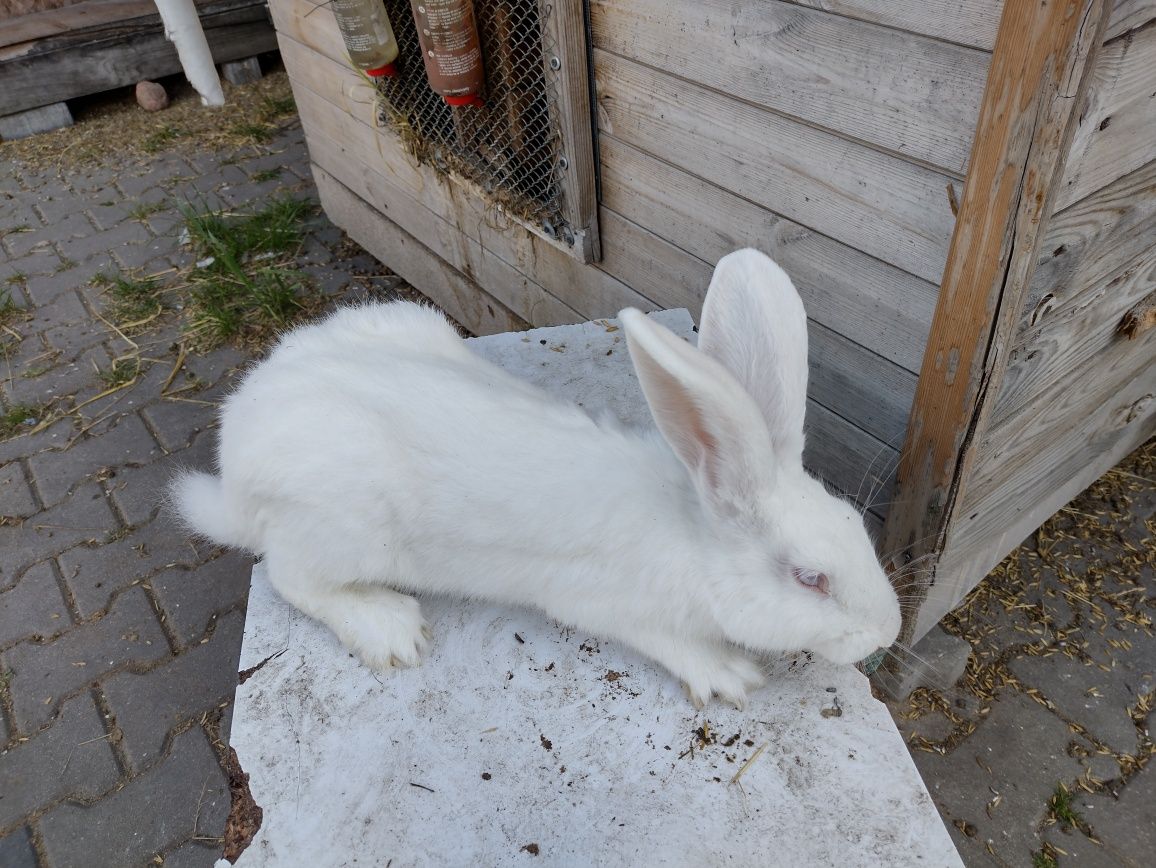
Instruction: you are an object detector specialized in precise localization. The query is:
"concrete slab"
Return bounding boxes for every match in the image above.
[226,311,961,867]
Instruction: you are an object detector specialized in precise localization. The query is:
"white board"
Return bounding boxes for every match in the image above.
[226,311,961,867]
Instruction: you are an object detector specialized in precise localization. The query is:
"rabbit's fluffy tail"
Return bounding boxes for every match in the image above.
[170,470,249,548]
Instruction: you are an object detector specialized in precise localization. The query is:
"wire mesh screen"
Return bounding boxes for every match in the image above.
[376,1,573,243]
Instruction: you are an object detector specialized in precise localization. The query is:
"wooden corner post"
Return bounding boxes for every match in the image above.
[881,0,1111,641]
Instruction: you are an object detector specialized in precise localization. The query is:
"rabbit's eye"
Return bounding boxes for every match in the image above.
[793,568,830,595]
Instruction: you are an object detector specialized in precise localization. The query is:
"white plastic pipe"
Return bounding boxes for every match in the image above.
[154,0,226,106]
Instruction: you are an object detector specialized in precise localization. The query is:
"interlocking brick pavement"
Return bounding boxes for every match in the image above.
[0,79,410,865]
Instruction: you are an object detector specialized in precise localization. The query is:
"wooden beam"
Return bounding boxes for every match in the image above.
[880,0,1111,639]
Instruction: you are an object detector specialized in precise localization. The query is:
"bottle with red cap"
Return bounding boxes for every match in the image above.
[331,0,400,78]
[410,0,485,107]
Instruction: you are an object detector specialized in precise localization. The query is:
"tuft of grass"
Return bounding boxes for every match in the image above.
[99,357,141,389]
[179,196,318,348]
[5,271,27,286]
[142,125,182,153]
[128,200,167,222]
[251,168,281,183]
[55,257,78,273]
[230,122,275,144]
[0,285,23,324]
[1032,849,1058,868]
[0,403,49,439]
[1047,783,1083,830]
[260,94,296,120]
[0,668,12,689]
[93,271,163,327]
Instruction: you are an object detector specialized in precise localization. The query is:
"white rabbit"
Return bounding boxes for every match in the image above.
[172,249,900,707]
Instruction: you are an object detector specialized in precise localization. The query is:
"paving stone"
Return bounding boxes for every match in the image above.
[106,452,185,526]
[0,248,64,280]
[911,690,1085,866]
[149,553,251,648]
[0,692,120,830]
[22,258,111,306]
[33,211,97,244]
[3,344,109,408]
[39,726,229,868]
[64,166,121,196]
[0,560,70,648]
[3,227,55,260]
[162,840,222,868]
[32,192,93,226]
[116,158,195,199]
[142,398,221,454]
[3,585,169,731]
[0,461,38,519]
[60,221,151,267]
[1008,629,1154,755]
[113,235,176,271]
[58,518,206,617]
[0,826,37,868]
[1075,764,1156,866]
[0,482,118,580]
[28,412,159,507]
[40,305,110,356]
[0,414,75,465]
[103,608,245,771]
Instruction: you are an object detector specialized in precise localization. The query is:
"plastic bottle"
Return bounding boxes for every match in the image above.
[331,0,400,78]
[410,0,485,106]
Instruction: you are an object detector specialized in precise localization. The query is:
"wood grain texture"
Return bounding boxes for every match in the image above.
[993,160,1156,425]
[593,49,957,284]
[596,206,904,504]
[314,166,528,336]
[276,33,649,324]
[881,0,1110,641]
[1055,20,1156,210]
[0,0,274,114]
[545,0,600,261]
[591,0,991,174]
[597,135,937,373]
[784,0,1004,50]
[1107,0,1156,37]
[923,324,1156,636]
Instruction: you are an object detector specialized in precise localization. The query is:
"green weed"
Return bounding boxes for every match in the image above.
[142,125,182,153]
[1047,783,1083,830]
[179,197,318,348]
[230,122,275,144]
[0,403,48,439]
[128,200,167,221]
[260,94,296,120]
[251,168,282,183]
[99,357,141,389]
[93,271,163,327]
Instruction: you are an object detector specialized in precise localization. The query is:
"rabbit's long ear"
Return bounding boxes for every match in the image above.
[621,308,775,520]
[697,249,808,469]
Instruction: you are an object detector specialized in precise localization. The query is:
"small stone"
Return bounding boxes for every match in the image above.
[135,81,169,112]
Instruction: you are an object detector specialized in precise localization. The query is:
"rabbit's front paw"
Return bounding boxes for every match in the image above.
[681,647,765,710]
[337,589,431,671]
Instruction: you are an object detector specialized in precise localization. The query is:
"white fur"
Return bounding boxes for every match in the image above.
[171,250,900,706]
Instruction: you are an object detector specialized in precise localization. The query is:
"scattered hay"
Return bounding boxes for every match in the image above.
[896,437,1155,789]
[0,71,298,172]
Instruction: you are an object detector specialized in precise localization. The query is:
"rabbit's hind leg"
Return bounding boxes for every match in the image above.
[264,555,430,670]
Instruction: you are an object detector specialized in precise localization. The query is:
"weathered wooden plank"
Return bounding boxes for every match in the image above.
[303,123,584,329]
[0,0,275,115]
[545,0,601,261]
[1056,21,1156,211]
[1,0,154,52]
[993,160,1156,425]
[880,0,1110,643]
[596,207,908,484]
[591,0,990,175]
[593,49,956,284]
[923,327,1156,637]
[1107,0,1156,38]
[784,0,1004,51]
[598,135,937,374]
[276,32,652,323]
[313,165,528,336]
